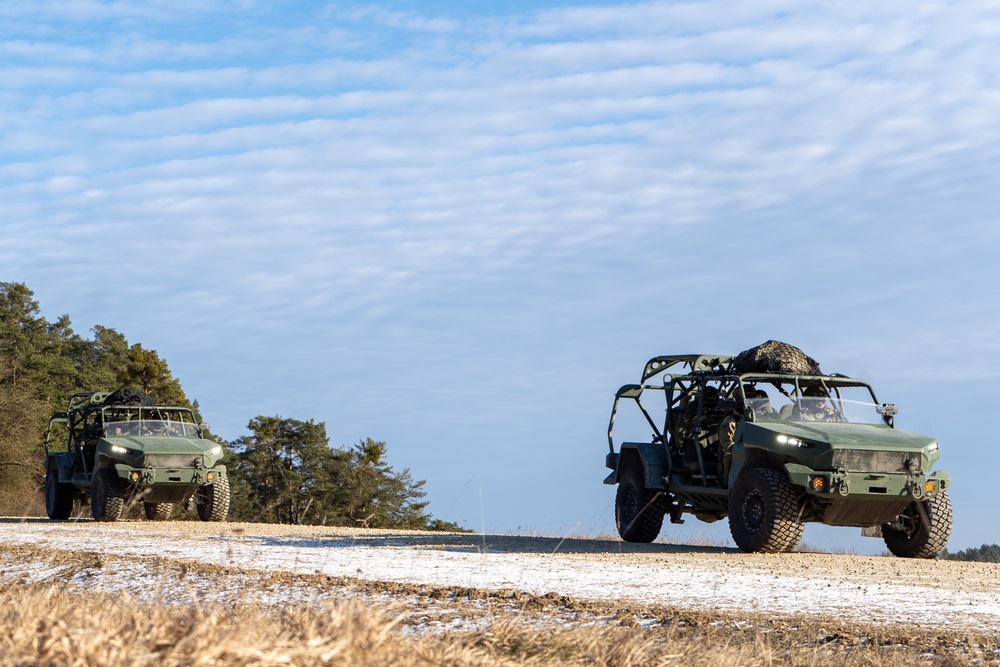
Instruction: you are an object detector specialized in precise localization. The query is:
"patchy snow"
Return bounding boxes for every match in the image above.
[2,520,998,633]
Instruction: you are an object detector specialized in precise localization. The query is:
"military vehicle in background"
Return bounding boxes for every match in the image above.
[604,341,952,558]
[43,389,230,522]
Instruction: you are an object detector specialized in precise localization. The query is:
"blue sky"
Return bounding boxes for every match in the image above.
[3,0,999,553]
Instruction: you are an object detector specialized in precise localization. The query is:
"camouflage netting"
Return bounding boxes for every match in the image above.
[730,340,822,375]
[102,388,157,406]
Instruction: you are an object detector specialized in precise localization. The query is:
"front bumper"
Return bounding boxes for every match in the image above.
[112,463,227,487]
[784,463,950,501]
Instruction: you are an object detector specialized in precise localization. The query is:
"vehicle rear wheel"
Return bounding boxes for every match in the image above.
[729,468,804,553]
[45,470,75,520]
[144,502,173,521]
[197,475,230,522]
[882,491,952,559]
[615,465,666,543]
[91,469,124,522]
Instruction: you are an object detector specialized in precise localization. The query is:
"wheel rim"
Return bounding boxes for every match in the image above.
[743,489,766,533]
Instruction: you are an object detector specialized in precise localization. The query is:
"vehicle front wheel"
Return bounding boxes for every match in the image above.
[882,491,952,559]
[45,470,75,520]
[615,465,666,543]
[144,502,173,521]
[728,468,804,553]
[91,469,124,522]
[196,475,230,522]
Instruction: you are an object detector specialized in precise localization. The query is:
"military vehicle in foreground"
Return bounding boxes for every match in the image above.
[44,389,229,522]
[604,342,951,558]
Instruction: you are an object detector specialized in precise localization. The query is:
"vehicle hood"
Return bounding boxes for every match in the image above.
[102,435,218,454]
[742,421,941,474]
[748,421,936,449]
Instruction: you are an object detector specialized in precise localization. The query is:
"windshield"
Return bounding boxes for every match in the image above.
[104,420,201,438]
[746,396,888,425]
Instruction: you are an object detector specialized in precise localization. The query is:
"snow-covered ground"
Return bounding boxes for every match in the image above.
[2,519,998,633]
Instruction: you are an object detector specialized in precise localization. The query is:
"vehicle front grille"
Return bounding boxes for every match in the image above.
[143,454,200,468]
[830,450,919,473]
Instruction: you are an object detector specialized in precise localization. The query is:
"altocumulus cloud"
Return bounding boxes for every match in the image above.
[2,0,1000,545]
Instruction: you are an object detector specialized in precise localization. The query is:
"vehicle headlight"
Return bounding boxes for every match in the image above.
[208,446,223,456]
[111,445,129,454]
[927,442,938,454]
[776,434,807,447]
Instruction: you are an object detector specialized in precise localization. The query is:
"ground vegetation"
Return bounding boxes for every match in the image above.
[945,543,1000,562]
[227,418,435,529]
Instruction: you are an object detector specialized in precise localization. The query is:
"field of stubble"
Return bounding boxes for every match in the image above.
[0,519,997,666]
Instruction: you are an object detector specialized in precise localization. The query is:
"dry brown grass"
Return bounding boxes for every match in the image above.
[1,528,997,666]
[0,579,997,667]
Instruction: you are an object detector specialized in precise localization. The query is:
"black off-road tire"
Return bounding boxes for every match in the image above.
[144,502,173,521]
[782,522,806,552]
[615,465,667,543]
[729,468,804,553]
[197,475,230,522]
[882,491,952,559]
[91,469,125,522]
[45,471,75,520]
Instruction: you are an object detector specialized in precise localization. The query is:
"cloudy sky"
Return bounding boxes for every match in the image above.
[3,0,999,552]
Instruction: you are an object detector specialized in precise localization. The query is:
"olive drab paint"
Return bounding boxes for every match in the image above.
[606,351,952,558]
[44,391,230,522]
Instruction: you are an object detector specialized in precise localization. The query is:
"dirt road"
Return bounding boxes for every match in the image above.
[1,519,997,633]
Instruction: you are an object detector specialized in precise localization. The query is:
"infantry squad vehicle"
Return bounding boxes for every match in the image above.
[43,390,230,522]
[604,345,952,558]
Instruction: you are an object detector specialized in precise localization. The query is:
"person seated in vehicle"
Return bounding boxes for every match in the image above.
[719,385,766,485]
[745,388,777,418]
[793,385,835,421]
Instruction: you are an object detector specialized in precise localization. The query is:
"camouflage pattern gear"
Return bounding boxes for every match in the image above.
[719,415,738,482]
[102,388,157,407]
[731,340,822,375]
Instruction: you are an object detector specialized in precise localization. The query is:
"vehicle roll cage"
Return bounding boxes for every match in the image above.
[43,391,199,456]
[607,356,884,454]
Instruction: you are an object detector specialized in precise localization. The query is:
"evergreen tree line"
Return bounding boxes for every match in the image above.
[0,282,460,530]
[942,544,1000,563]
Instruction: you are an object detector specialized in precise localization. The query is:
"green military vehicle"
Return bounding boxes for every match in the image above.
[43,390,230,522]
[604,344,952,558]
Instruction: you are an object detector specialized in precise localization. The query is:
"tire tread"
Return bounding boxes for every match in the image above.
[883,491,952,559]
[729,468,804,553]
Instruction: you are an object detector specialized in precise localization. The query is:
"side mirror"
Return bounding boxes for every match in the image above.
[878,404,898,417]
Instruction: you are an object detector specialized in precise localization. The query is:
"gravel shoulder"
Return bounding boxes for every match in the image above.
[2,518,998,636]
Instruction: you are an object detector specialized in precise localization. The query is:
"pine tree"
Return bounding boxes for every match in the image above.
[330,438,430,529]
[117,344,187,405]
[228,420,432,529]
[943,544,1000,562]
[0,352,48,515]
[229,417,334,524]
[0,282,75,401]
